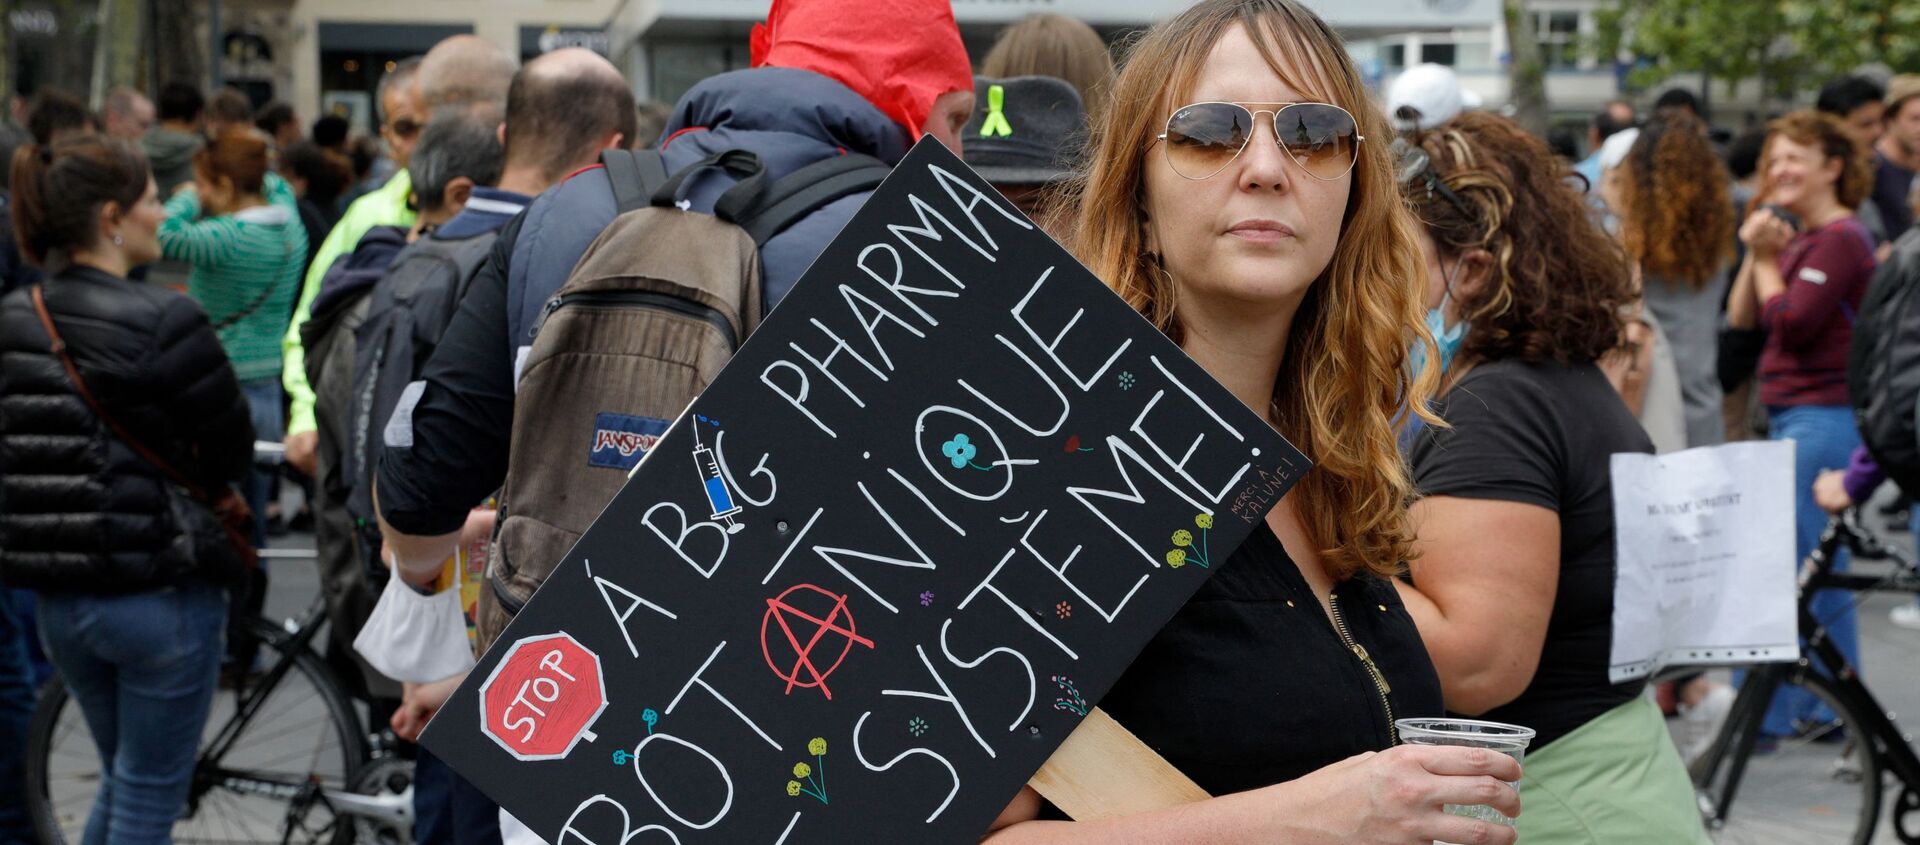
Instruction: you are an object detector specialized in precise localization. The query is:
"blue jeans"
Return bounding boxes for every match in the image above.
[414,748,502,845]
[9,588,50,684]
[37,583,226,845]
[1911,509,1920,611]
[232,378,280,671]
[0,580,37,844]
[1764,404,1863,736]
[239,378,282,549]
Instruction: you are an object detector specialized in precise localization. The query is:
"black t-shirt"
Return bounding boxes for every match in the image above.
[1408,359,1653,750]
[1096,524,1444,798]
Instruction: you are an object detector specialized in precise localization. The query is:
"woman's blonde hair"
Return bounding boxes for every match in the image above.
[1065,0,1435,579]
[981,14,1116,124]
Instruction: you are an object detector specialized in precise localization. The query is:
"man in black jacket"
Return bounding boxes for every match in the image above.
[335,49,634,845]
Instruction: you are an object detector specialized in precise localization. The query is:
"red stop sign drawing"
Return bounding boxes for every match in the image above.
[478,632,609,761]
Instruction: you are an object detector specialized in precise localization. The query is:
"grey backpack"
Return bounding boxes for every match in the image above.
[476,148,889,651]
[346,231,498,577]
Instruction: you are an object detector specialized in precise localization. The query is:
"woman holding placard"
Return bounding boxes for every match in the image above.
[985,2,1521,843]
[1390,113,1708,842]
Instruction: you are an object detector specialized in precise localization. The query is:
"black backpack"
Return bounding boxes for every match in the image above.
[1849,228,1920,496]
[344,230,498,568]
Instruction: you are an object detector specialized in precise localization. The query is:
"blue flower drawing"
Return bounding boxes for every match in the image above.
[941,434,978,469]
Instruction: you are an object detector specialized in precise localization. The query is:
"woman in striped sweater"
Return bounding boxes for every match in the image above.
[158,127,307,550]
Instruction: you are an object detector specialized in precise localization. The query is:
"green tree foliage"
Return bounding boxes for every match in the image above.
[1597,0,1920,104]
[1790,0,1920,75]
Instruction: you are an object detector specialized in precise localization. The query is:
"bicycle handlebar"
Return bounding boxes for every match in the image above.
[1808,510,1920,595]
[1833,509,1892,559]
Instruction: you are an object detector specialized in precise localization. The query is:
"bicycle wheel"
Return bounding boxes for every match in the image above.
[25,618,369,844]
[1695,665,1883,845]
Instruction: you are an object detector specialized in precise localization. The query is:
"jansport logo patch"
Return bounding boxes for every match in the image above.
[588,413,670,470]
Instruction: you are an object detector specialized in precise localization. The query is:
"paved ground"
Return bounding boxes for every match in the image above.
[1680,494,1920,845]
[1855,517,1920,845]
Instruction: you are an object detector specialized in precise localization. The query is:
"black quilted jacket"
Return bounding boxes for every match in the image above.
[0,264,253,591]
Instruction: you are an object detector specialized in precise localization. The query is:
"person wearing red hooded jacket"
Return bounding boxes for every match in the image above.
[365,7,976,836]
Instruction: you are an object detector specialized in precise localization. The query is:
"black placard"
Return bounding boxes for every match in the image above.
[421,138,1309,843]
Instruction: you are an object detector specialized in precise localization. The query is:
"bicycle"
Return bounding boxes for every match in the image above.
[22,442,415,844]
[1689,510,1920,844]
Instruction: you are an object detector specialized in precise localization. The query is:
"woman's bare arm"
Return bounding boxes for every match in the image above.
[981,745,1521,845]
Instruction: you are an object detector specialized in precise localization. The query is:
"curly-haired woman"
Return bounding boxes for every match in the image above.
[1727,110,1878,741]
[1392,112,1709,842]
[1611,113,1737,449]
[985,2,1522,843]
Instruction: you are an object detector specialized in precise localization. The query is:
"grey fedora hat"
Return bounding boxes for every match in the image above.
[961,75,1087,186]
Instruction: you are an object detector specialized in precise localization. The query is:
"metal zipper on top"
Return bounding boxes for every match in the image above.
[531,290,738,349]
[1328,592,1398,745]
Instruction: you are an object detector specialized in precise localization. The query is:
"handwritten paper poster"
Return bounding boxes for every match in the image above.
[1608,440,1799,683]
[419,138,1307,842]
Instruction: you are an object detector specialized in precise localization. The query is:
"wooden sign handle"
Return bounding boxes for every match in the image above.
[1027,707,1210,821]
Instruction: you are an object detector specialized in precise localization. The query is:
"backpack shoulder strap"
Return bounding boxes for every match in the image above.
[30,284,205,497]
[736,153,891,246]
[602,149,671,215]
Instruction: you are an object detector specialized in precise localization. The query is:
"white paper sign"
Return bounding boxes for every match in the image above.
[1608,441,1800,682]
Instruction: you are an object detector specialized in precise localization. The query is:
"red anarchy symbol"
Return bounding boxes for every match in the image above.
[761,584,875,700]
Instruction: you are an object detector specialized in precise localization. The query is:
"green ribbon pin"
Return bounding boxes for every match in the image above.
[979,84,1013,138]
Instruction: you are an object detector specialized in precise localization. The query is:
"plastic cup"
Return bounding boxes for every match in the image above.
[1394,717,1535,839]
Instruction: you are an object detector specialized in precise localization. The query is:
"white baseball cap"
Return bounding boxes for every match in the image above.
[1598,127,1641,172]
[1387,63,1484,132]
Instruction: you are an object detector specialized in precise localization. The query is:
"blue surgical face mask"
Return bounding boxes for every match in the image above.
[1411,258,1470,381]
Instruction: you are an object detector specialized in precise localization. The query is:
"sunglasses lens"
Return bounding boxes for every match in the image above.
[1164,103,1360,180]
[1164,103,1253,180]
[1393,142,1429,185]
[1278,104,1359,180]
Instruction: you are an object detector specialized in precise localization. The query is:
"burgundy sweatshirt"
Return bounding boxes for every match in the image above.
[1758,217,1876,407]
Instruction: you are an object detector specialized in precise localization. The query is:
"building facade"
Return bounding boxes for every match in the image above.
[287,0,622,133]
[607,0,1508,108]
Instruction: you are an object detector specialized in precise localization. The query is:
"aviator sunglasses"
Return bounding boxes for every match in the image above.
[1157,101,1365,181]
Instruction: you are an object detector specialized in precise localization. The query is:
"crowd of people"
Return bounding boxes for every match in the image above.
[3,0,1920,843]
